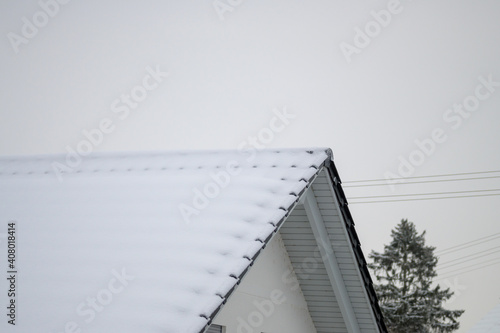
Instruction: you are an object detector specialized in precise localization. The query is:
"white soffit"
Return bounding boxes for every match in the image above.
[303,188,361,333]
[282,169,383,333]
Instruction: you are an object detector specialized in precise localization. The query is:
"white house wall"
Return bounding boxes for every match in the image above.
[212,233,317,333]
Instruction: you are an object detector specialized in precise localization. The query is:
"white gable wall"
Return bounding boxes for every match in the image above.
[212,233,317,333]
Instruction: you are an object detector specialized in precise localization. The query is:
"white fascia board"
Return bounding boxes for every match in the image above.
[302,187,361,333]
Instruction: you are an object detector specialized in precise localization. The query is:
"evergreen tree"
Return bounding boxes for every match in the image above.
[369,219,464,333]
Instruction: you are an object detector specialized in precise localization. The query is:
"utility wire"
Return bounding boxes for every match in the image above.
[349,188,500,200]
[439,257,500,276]
[439,255,500,272]
[438,246,500,269]
[344,175,500,188]
[344,171,500,277]
[440,261,500,280]
[343,170,500,184]
[437,259,500,280]
[436,233,500,255]
[348,193,500,204]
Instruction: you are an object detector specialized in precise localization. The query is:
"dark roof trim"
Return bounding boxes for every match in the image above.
[326,162,388,333]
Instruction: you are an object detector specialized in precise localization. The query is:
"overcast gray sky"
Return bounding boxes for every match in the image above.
[1,1,499,331]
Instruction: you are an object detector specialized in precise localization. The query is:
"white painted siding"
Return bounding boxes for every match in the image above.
[281,205,349,333]
[313,170,379,333]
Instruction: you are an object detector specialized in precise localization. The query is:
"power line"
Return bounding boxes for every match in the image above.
[344,175,500,188]
[438,245,500,269]
[438,257,500,277]
[438,261,500,281]
[343,170,500,278]
[349,188,500,200]
[439,255,500,272]
[436,233,500,255]
[348,193,500,204]
[437,259,500,280]
[343,170,500,184]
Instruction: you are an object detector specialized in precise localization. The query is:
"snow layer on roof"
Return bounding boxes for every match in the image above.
[468,302,500,333]
[0,148,331,333]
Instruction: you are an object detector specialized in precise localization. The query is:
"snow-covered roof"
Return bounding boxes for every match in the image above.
[468,302,500,333]
[0,148,385,332]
